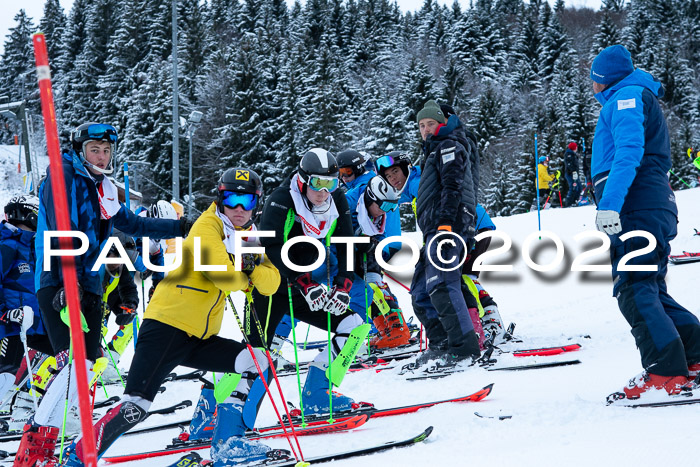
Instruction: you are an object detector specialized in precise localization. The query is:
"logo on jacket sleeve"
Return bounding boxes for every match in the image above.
[18,263,31,274]
[617,98,636,110]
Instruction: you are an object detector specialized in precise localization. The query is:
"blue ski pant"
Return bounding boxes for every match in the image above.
[410,233,479,357]
[610,209,700,376]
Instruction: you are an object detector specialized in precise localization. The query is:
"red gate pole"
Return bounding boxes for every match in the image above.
[31,33,98,467]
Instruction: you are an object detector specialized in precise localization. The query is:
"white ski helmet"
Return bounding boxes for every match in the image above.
[365,176,400,212]
[150,200,178,220]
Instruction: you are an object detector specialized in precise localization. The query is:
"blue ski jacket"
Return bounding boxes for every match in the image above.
[591,69,676,215]
[0,221,45,337]
[35,151,183,296]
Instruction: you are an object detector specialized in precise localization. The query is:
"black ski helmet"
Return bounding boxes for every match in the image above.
[217,168,263,226]
[337,149,368,178]
[108,229,139,263]
[70,122,119,174]
[364,176,400,212]
[4,195,39,231]
[297,148,339,195]
[375,151,412,179]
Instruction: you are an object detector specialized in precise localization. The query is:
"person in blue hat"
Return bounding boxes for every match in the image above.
[590,44,700,404]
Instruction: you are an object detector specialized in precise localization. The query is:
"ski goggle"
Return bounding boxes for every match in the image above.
[339,167,354,177]
[375,154,404,172]
[75,124,118,143]
[222,191,258,210]
[375,199,398,212]
[307,176,339,193]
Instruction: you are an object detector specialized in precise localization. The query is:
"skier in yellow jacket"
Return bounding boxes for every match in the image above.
[537,156,556,207]
[63,168,284,466]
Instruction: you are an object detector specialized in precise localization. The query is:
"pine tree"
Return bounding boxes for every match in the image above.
[590,9,620,59]
[0,10,37,108]
[39,0,67,78]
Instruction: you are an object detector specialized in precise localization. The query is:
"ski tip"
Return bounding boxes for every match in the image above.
[415,426,434,442]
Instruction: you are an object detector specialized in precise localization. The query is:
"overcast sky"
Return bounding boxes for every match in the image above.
[1,0,603,56]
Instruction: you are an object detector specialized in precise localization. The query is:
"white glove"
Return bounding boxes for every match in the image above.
[596,210,621,235]
[21,306,33,333]
[324,286,351,316]
[7,306,33,333]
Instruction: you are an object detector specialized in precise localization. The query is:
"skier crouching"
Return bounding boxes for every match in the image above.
[62,168,282,466]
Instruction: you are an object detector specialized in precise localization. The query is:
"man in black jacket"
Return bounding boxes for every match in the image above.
[411,100,481,366]
[251,148,367,418]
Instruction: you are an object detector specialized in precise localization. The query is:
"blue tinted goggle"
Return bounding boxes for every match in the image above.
[308,176,339,193]
[377,200,398,212]
[77,124,118,143]
[375,154,398,171]
[222,191,258,210]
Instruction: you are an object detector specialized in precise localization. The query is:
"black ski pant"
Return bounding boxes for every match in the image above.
[0,334,53,374]
[249,283,348,349]
[125,318,247,401]
[611,209,700,376]
[37,286,103,362]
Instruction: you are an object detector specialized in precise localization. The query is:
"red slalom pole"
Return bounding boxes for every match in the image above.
[384,272,410,292]
[32,33,98,466]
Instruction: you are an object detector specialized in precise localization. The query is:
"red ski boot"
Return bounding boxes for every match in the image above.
[370,312,410,349]
[14,424,60,466]
[607,372,688,404]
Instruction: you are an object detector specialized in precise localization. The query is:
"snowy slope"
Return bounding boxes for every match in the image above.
[2,145,700,466]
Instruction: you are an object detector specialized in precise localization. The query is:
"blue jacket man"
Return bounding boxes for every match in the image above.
[590,45,700,403]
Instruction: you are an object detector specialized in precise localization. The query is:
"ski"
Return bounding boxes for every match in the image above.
[94,395,121,409]
[487,359,581,371]
[622,397,700,408]
[511,343,581,357]
[277,383,492,428]
[167,426,433,467]
[101,414,371,463]
[669,251,700,264]
[0,400,192,443]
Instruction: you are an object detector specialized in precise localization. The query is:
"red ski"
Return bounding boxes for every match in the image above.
[669,251,700,264]
[512,343,581,357]
[102,414,370,463]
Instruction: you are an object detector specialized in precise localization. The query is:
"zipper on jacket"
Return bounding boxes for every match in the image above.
[200,291,222,339]
[176,284,209,294]
[594,176,608,188]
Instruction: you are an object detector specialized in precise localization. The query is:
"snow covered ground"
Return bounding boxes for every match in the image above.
[2,148,700,465]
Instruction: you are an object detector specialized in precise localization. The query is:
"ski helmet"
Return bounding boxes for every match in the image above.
[70,122,119,174]
[150,200,178,220]
[375,151,412,180]
[538,156,548,164]
[108,229,139,264]
[297,148,339,194]
[364,176,400,212]
[337,149,368,179]
[4,195,39,231]
[217,168,263,227]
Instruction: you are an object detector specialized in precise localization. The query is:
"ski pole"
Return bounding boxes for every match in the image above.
[286,282,307,428]
[534,133,542,235]
[669,169,692,189]
[325,245,334,424]
[101,335,125,388]
[244,289,306,459]
[363,252,370,357]
[18,326,38,412]
[384,272,410,292]
[226,295,304,462]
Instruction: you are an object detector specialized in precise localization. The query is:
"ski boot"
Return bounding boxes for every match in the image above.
[210,403,285,466]
[14,424,60,466]
[8,390,35,432]
[607,371,688,404]
[189,386,218,440]
[302,365,355,414]
[370,311,410,350]
[480,305,506,345]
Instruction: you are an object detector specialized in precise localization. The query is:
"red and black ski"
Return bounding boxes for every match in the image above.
[669,251,700,264]
[101,413,370,464]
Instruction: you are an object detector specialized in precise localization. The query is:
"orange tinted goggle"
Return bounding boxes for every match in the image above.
[339,167,354,177]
